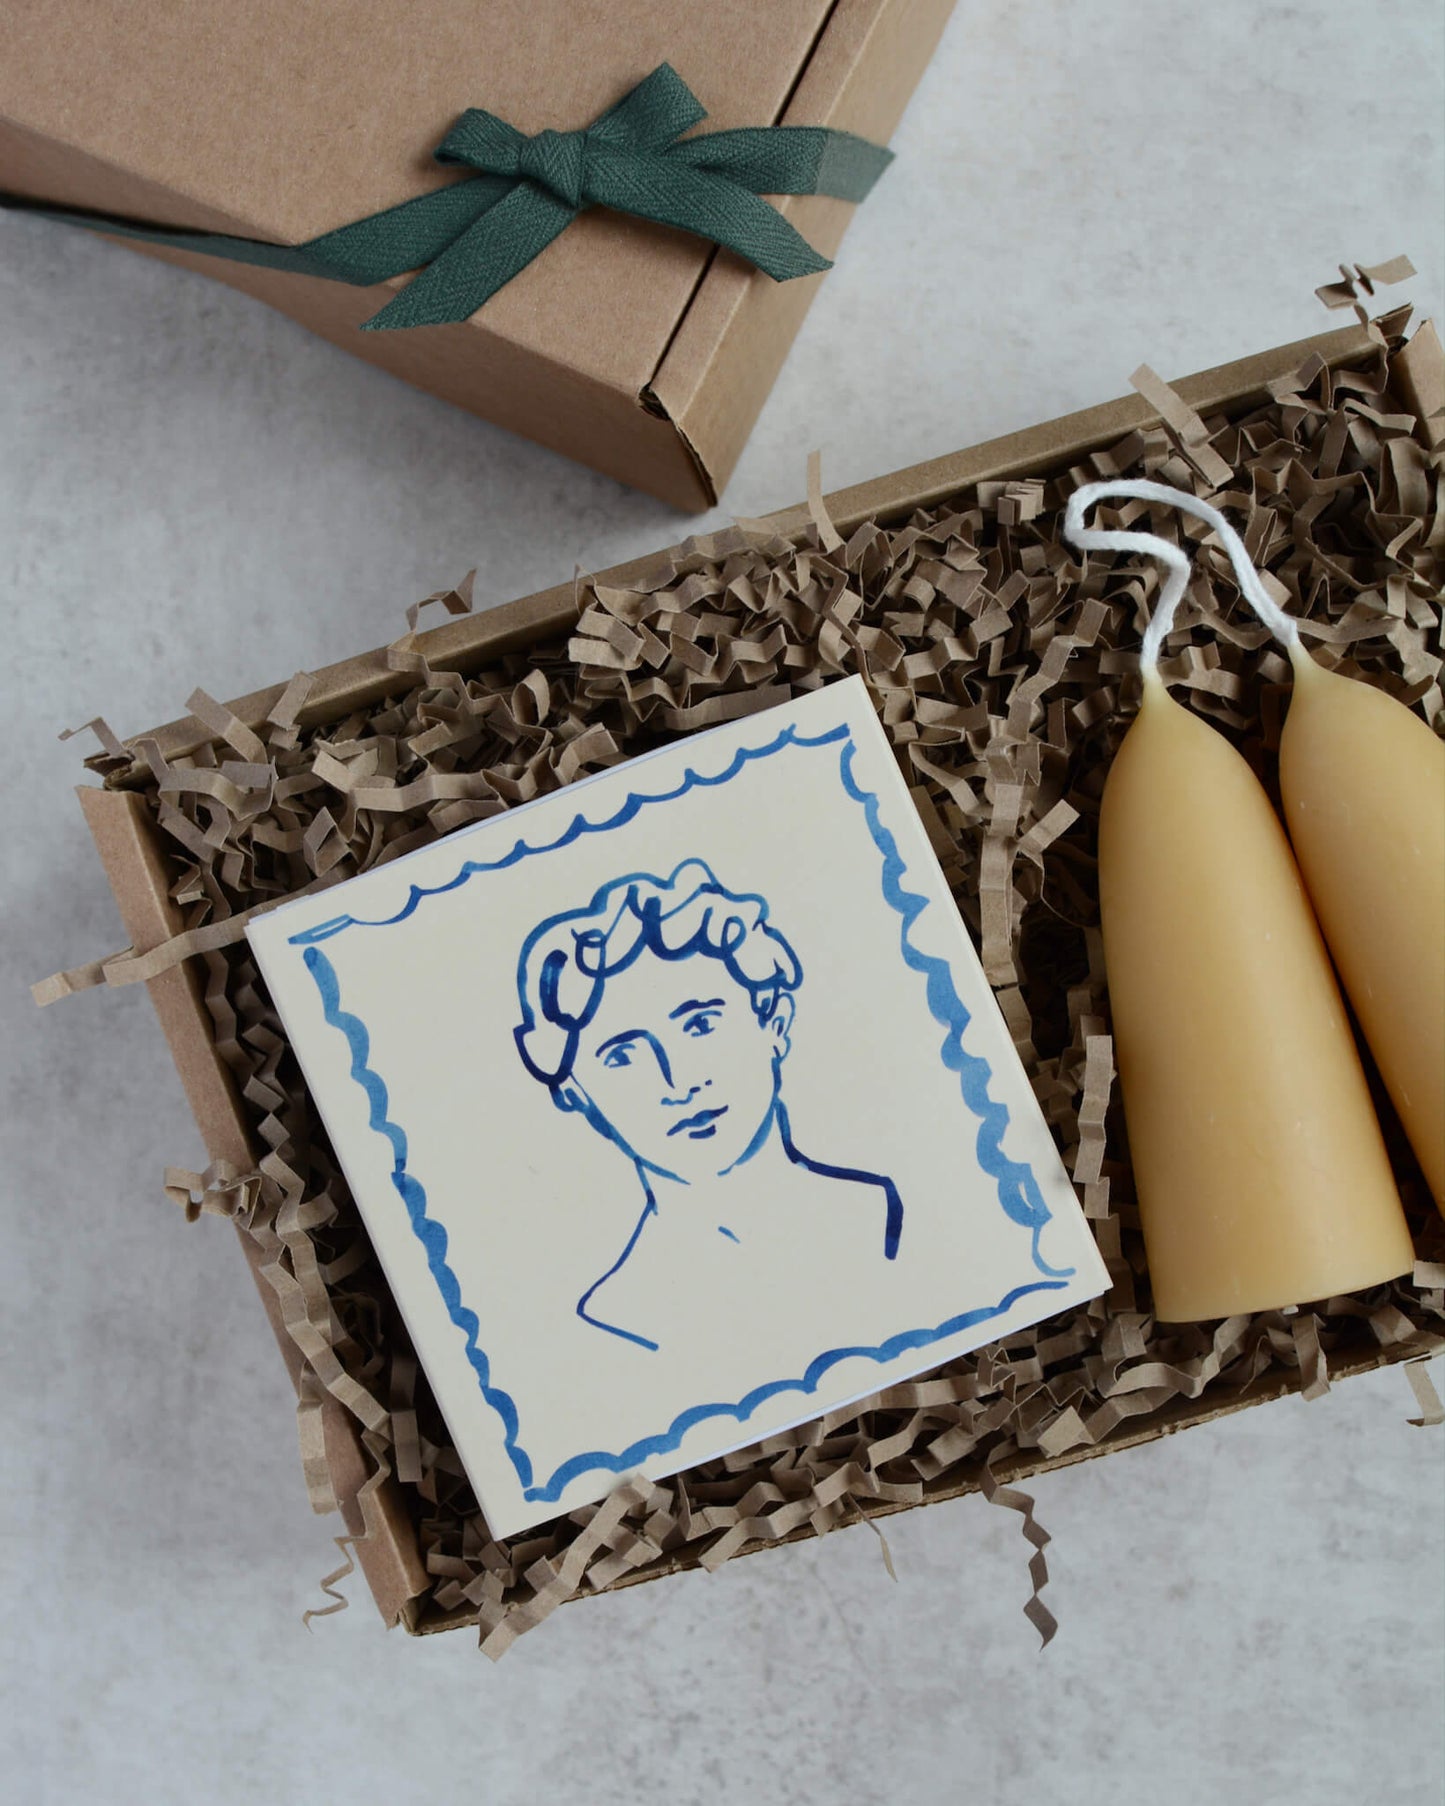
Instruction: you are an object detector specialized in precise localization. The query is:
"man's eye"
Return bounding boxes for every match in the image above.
[683,1013,719,1038]
[602,1046,633,1069]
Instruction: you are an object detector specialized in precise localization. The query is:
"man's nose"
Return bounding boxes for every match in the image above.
[657,1038,710,1105]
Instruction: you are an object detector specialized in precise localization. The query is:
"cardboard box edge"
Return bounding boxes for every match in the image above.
[763,319,1384,536]
[76,786,429,1624]
[410,1328,1443,1634]
[128,318,1379,766]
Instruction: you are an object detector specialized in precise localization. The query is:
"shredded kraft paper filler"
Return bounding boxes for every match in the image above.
[42,278,1445,1660]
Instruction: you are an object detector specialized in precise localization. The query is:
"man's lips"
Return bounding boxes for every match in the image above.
[668,1105,729,1139]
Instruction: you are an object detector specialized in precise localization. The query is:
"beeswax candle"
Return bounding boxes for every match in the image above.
[1081,478,1444,1209]
[1065,482,1415,1320]
[1279,642,1444,1207]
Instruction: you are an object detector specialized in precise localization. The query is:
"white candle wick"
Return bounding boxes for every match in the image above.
[1062,478,1300,680]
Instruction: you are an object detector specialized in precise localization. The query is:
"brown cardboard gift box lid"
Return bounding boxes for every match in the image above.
[71,317,1445,1635]
[0,0,952,509]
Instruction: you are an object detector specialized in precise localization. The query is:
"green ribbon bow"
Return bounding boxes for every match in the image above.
[2,64,892,330]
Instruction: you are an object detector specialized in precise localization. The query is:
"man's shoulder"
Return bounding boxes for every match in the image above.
[786,1149,903,1257]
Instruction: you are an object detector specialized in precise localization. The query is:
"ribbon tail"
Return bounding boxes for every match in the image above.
[360,184,576,330]
[0,194,353,283]
[2,176,517,290]
[589,159,831,282]
[303,175,515,282]
[670,127,893,204]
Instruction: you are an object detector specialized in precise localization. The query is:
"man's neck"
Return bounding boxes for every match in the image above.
[641,1122,797,1220]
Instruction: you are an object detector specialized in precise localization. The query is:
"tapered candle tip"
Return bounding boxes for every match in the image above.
[1287,637,1327,686]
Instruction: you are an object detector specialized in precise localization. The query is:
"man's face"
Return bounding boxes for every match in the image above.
[566,949,790,1182]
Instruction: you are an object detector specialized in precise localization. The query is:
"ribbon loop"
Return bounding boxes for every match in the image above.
[589,61,707,150]
[434,108,524,175]
[1,63,893,331]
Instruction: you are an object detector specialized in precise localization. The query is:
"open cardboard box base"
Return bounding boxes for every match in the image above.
[73,315,1445,1646]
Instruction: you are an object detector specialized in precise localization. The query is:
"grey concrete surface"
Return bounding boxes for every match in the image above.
[3,4,1442,1802]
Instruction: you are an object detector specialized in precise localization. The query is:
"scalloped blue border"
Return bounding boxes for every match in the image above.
[292,717,1074,1505]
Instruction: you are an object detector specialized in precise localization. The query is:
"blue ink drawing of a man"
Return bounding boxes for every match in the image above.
[514,859,903,1353]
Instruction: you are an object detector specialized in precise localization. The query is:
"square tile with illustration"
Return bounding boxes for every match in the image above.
[248,676,1109,1537]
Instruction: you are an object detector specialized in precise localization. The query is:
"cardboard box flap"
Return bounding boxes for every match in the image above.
[650,0,954,491]
[1,0,839,398]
